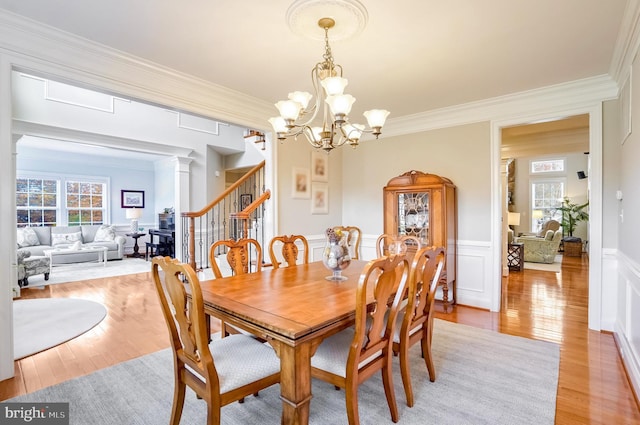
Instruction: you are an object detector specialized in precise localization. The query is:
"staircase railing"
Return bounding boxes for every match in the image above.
[181,161,269,271]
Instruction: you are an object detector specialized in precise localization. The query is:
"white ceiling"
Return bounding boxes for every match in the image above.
[0,0,628,123]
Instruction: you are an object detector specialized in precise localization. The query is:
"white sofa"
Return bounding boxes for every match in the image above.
[17,224,126,264]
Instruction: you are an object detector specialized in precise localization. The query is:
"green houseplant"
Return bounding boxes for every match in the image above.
[557,198,589,238]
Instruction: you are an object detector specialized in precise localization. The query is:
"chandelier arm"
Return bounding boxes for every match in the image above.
[300,125,323,149]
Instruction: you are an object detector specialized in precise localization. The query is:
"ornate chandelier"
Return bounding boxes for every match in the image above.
[269,17,389,153]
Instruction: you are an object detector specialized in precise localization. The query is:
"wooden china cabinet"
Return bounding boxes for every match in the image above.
[383,170,457,310]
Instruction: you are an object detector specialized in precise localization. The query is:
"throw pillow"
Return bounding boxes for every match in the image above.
[17,227,40,247]
[51,231,83,246]
[94,224,116,242]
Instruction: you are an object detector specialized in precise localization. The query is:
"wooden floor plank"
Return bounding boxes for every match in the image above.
[1,255,639,423]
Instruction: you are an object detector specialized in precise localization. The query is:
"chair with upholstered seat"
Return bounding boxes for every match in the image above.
[333,225,362,260]
[392,246,445,407]
[17,251,50,287]
[515,229,562,263]
[151,256,280,425]
[311,254,410,425]
[376,234,421,257]
[268,234,309,269]
[209,238,263,336]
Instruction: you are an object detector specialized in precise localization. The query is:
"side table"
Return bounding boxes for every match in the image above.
[126,232,145,258]
[508,242,524,271]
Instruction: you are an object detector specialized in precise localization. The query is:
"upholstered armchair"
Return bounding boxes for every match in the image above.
[17,250,50,287]
[515,230,563,264]
[520,219,561,238]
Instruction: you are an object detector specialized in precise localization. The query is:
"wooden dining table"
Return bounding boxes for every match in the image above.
[198,259,371,425]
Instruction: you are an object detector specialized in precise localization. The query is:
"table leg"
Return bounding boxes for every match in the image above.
[278,341,313,425]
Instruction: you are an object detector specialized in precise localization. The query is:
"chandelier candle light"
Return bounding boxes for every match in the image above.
[269,17,389,153]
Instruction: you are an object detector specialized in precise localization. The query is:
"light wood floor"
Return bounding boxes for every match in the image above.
[1,254,639,423]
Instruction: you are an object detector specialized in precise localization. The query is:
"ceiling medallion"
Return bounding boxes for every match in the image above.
[286,0,368,41]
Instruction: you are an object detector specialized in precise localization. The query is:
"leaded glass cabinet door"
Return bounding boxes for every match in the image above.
[397,191,430,243]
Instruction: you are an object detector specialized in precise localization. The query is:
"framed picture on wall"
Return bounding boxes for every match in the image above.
[311,151,328,182]
[292,167,311,199]
[121,190,145,208]
[311,183,329,214]
[240,193,253,210]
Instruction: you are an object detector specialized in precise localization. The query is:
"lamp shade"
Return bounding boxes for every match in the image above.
[268,116,288,133]
[532,210,544,220]
[275,100,303,120]
[325,94,356,116]
[288,91,313,109]
[126,208,143,219]
[320,77,348,96]
[363,109,390,128]
[508,212,521,226]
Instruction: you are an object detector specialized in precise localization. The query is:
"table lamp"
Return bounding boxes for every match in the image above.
[532,209,544,232]
[508,212,521,228]
[125,208,143,233]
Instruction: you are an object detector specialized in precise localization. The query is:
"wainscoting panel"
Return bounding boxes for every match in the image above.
[614,251,640,403]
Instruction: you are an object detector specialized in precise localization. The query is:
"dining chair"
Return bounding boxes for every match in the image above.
[208,238,262,279]
[310,254,410,425]
[209,238,263,336]
[376,234,421,257]
[333,225,362,260]
[150,256,280,425]
[268,234,309,269]
[392,246,446,407]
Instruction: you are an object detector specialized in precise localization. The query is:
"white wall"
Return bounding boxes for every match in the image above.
[614,50,640,400]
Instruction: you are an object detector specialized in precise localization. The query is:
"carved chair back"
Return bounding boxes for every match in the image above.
[268,234,309,269]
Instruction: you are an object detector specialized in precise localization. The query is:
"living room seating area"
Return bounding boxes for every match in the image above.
[515,229,563,264]
[17,224,126,264]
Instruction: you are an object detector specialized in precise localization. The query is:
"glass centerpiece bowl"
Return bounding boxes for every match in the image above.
[322,227,351,281]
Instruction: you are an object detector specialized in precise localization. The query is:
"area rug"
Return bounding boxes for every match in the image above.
[7,319,560,424]
[24,258,151,287]
[13,298,107,360]
[524,255,562,273]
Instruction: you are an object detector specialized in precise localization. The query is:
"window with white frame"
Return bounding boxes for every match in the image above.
[530,180,564,232]
[17,174,108,227]
[530,158,565,173]
[16,177,58,227]
[65,180,105,225]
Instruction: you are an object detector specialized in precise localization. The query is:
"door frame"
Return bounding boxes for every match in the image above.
[491,103,603,330]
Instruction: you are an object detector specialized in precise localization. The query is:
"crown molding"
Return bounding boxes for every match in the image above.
[13,119,194,158]
[0,9,621,141]
[609,0,640,87]
[382,74,618,138]
[0,10,274,129]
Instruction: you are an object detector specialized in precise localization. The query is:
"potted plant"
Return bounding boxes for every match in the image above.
[557,197,589,238]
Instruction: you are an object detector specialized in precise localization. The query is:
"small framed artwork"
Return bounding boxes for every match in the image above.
[240,193,253,210]
[121,190,145,208]
[311,183,329,214]
[292,167,311,199]
[311,151,328,182]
